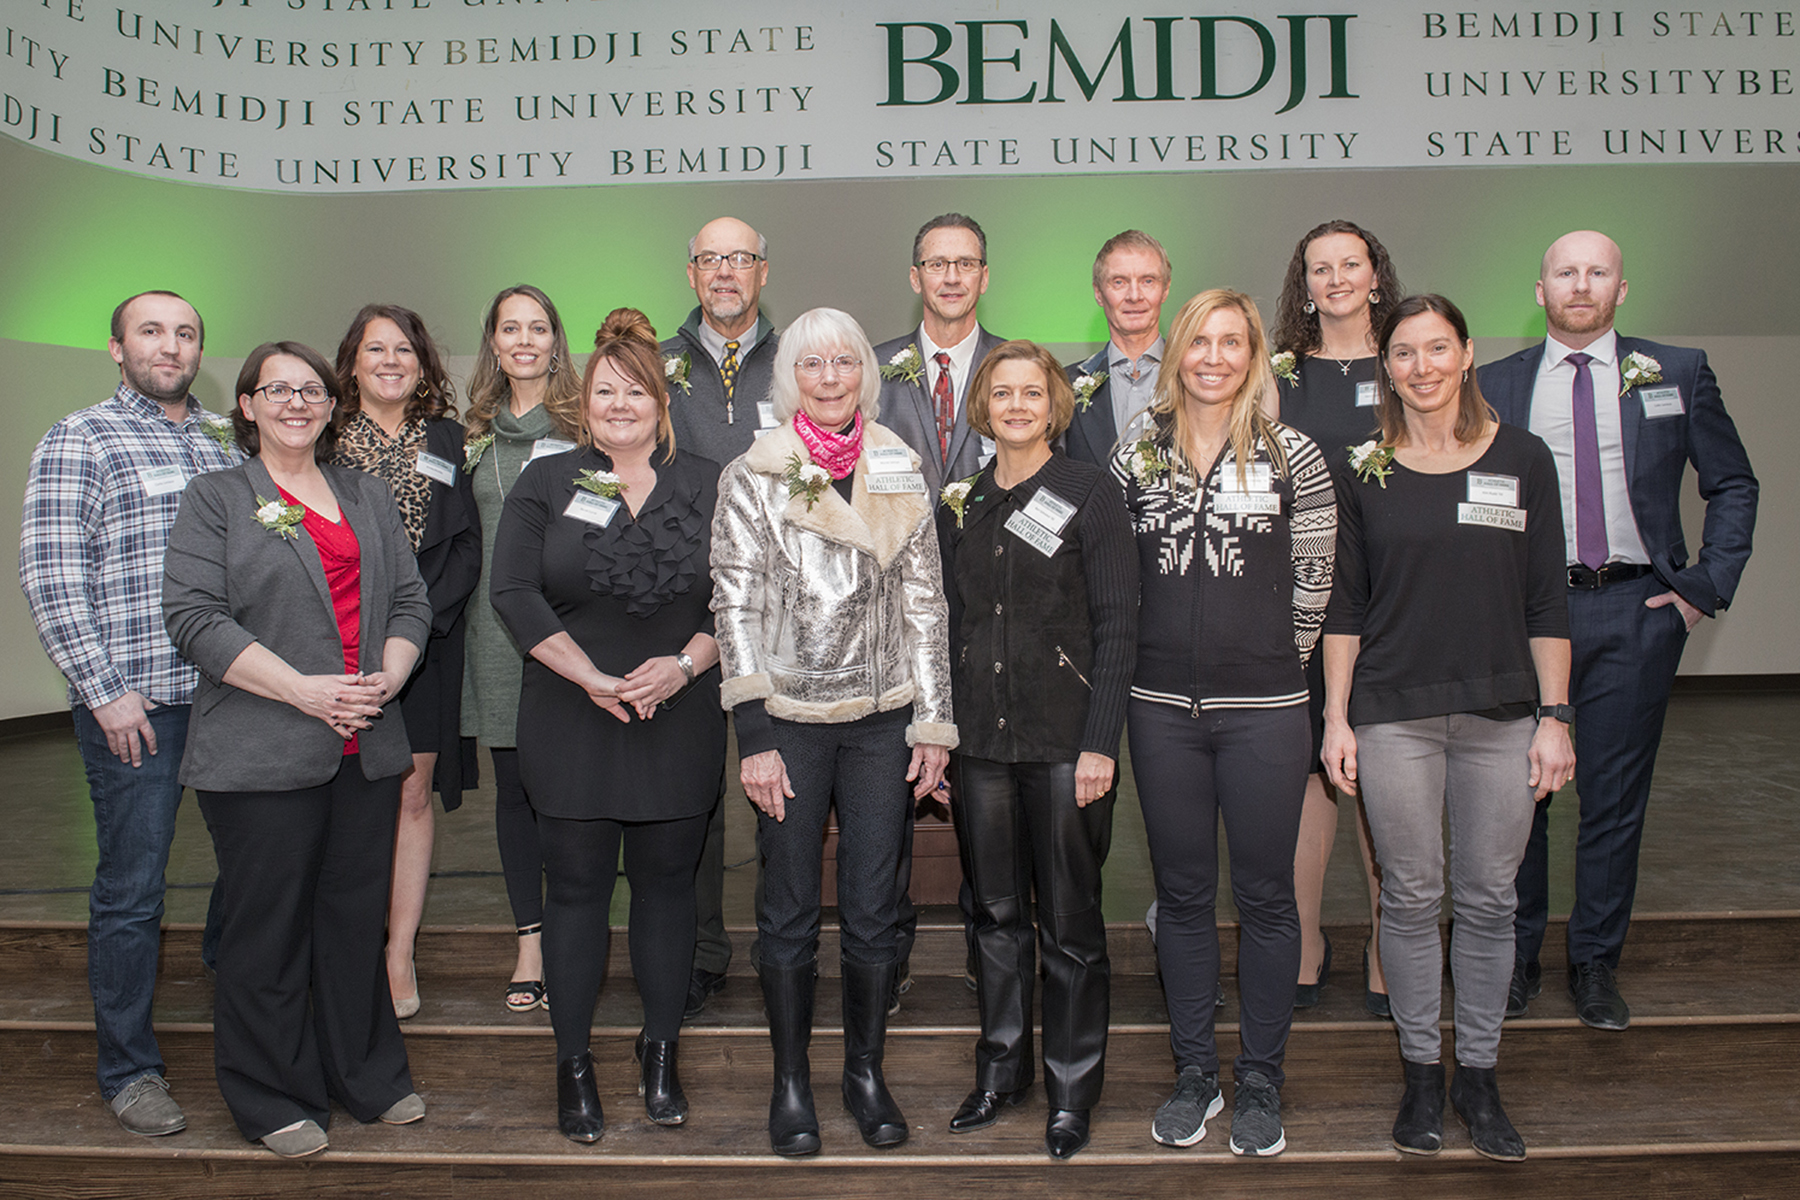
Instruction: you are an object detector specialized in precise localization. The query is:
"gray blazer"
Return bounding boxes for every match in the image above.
[874,325,1007,494]
[164,457,432,792]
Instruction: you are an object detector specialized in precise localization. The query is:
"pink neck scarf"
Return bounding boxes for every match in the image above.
[793,409,864,480]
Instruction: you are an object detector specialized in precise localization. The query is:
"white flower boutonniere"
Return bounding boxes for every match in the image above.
[664,351,693,395]
[201,415,237,453]
[464,432,495,470]
[783,455,832,511]
[1072,370,1108,412]
[1271,351,1300,386]
[878,344,924,385]
[940,473,979,529]
[1620,351,1663,396]
[574,469,626,499]
[254,494,305,540]
[1348,440,1396,488]
[1125,437,1168,488]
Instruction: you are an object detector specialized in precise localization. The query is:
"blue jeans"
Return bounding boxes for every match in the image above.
[74,702,191,1099]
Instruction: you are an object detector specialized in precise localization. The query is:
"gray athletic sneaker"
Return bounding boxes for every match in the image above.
[1151,1065,1223,1146]
[1229,1069,1286,1156]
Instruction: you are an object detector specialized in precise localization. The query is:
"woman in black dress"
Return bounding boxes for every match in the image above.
[489,308,725,1141]
[937,340,1137,1160]
[1268,220,1405,1015]
[331,305,480,1020]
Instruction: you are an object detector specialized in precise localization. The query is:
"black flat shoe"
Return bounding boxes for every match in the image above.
[1294,933,1332,1008]
[949,1087,1028,1133]
[556,1051,604,1143]
[1364,941,1392,1019]
[1045,1108,1090,1160]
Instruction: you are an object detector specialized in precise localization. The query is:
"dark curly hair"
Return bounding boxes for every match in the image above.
[1270,220,1404,359]
[331,303,457,428]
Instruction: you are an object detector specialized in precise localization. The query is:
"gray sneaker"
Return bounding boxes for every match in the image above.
[1151,1066,1222,1146]
[1229,1069,1286,1156]
[109,1073,186,1137]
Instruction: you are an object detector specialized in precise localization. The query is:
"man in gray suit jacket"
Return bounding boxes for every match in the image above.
[875,213,1007,494]
[1063,230,1173,468]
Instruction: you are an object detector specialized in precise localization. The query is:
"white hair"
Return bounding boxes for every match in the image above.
[768,307,881,424]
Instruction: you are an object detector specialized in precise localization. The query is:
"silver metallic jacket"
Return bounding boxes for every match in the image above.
[711,421,958,749]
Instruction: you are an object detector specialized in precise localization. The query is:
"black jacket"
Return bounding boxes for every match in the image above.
[937,452,1136,763]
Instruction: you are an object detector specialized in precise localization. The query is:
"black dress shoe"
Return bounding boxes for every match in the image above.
[1505,958,1542,1018]
[1363,941,1391,1019]
[556,1051,605,1143]
[1568,961,1630,1031]
[949,1087,1028,1133]
[1045,1108,1090,1160]
[684,968,726,1020]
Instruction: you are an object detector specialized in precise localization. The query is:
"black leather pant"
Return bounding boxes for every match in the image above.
[951,756,1114,1110]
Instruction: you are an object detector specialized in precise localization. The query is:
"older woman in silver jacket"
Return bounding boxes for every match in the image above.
[711,306,956,1157]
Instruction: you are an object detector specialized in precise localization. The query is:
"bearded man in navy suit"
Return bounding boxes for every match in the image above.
[1477,230,1757,1030]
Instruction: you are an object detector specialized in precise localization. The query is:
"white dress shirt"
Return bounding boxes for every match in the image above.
[1527,329,1650,566]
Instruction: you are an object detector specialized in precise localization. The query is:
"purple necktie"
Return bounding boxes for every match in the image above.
[1568,351,1608,570]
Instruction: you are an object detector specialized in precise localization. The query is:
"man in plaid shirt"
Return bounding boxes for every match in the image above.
[19,291,238,1137]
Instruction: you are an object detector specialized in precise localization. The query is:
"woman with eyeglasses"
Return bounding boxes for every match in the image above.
[461,285,585,1014]
[163,341,432,1158]
[711,307,956,1157]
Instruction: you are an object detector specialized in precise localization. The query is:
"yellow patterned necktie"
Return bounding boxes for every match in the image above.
[720,340,741,423]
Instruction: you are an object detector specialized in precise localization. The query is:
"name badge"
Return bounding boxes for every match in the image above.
[415,451,456,486]
[1466,472,1519,507]
[139,464,187,497]
[1220,462,1273,493]
[529,437,576,463]
[1458,502,1526,532]
[866,472,927,494]
[1020,487,1077,534]
[563,491,619,527]
[1640,387,1684,418]
[1355,380,1378,408]
[1003,508,1064,557]
[1214,491,1281,515]
[757,400,778,429]
[865,446,914,475]
[752,426,776,439]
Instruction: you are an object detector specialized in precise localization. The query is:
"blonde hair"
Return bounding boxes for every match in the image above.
[1150,289,1288,486]
[463,284,584,442]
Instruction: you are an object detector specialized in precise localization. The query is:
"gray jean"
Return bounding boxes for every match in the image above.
[1356,714,1537,1069]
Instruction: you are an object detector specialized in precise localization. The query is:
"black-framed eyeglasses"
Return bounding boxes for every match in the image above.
[254,382,332,405]
[795,355,862,377]
[916,257,986,275]
[691,251,764,271]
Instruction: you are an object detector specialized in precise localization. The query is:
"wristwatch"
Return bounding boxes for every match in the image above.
[1535,704,1575,724]
[675,652,695,684]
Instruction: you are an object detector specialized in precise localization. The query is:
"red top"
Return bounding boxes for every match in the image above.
[281,486,362,755]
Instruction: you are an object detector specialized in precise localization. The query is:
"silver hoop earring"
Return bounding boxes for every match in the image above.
[1303,300,1316,315]
[1462,369,1469,382]
[549,354,559,375]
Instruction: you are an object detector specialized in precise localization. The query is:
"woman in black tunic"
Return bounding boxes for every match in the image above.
[1268,220,1406,1015]
[489,308,725,1141]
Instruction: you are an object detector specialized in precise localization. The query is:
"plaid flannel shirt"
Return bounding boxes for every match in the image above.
[20,384,241,710]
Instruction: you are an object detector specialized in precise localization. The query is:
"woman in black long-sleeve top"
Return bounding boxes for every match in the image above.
[330,304,480,1020]
[1114,290,1336,1159]
[936,340,1137,1161]
[488,309,725,1142]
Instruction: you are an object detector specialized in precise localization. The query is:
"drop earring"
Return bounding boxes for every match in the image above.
[1369,290,1381,305]
[1303,300,1316,315]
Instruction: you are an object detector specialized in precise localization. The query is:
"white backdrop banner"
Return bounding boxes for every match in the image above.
[4,1,1796,192]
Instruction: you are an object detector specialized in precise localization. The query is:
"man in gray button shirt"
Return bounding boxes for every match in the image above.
[1064,230,1173,467]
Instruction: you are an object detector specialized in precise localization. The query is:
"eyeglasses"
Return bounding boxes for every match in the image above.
[254,382,332,405]
[691,251,764,271]
[795,355,862,377]
[916,257,986,275]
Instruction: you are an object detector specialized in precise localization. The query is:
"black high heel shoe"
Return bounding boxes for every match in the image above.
[1294,933,1332,1008]
[556,1050,604,1143]
[636,1033,688,1125]
[1363,938,1391,1019]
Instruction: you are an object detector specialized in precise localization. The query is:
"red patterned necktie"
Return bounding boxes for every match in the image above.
[932,351,953,463]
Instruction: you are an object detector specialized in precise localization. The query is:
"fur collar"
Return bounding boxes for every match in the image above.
[743,421,930,569]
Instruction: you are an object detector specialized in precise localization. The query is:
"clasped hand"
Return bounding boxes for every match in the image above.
[290,672,390,740]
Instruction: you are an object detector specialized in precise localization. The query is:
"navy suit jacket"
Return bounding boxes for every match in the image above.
[873,325,1006,493]
[1062,347,1120,468]
[1477,337,1757,616]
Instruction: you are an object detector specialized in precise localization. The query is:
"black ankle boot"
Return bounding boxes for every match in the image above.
[1392,1059,1444,1155]
[761,958,821,1156]
[636,1033,688,1126]
[1450,1064,1526,1161]
[841,959,908,1148]
[556,1050,604,1143]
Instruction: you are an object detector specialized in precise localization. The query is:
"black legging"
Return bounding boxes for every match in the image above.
[537,810,709,1060]
[490,747,543,929]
